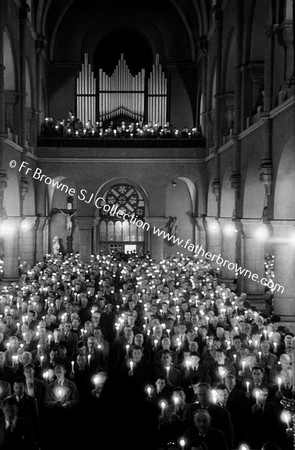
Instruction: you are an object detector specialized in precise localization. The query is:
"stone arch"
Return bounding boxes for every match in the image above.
[3,29,16,91]
[94,178,149,218]
[274,136,295,220]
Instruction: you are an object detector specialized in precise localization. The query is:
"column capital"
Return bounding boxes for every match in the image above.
[270,220,295,236]
[145,216,167,229]
[204,216,220,233]
[240,219,269,237]
[20,216,37,231]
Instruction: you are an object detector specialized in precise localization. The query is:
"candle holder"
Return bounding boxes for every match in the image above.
[281,395,295,448]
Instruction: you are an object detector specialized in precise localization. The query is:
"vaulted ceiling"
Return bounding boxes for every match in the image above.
[33,0,210,64]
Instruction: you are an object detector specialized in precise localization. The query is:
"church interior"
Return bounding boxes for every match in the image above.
[0,1,294,449]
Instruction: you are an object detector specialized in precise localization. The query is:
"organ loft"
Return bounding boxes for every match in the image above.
[0,0,294,328]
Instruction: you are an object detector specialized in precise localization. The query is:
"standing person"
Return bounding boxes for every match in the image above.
[0,397,35,450]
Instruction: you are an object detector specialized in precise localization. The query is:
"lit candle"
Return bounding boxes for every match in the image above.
[126,344,130,356]
[273,342,278,353]
[146,386,152,397]
[87,354,91,365]
[57,387,63,401]
[246,381,250,392]
[218,366,226,380]
[129,360,134,375]
[179,438,186,449]
[93,375,101,387]
[165,366,170,380]
[233,354,237,363]
[71,361,75,374]
[40,355,44,367]
[173,395,179,413]
[281,410,292,428]
[277,376,282,392]
[160,400,166,417]
[241,360,246,373]
[254,390,259,404]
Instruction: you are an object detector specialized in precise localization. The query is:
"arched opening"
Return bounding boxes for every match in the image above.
[3,30,16,132]
[95,182,148,255]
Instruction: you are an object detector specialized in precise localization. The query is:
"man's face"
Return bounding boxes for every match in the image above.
[252,369,263,384]
[13,382,24,397]
[156,379,165,391]
[134,335,144,346]
[225,377,236,391]
[233,338,242,350]
[162,338,170,350]
[261,341,270,353]
[132,349,143,363]
[77,355,86,366]
[161,354,172,367]
[195,387,210,406]
[194,412,210,435]
[54,366,65,379]
[24,367,34,380]
[216,389,228,404]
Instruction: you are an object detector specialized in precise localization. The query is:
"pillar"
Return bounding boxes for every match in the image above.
[204,217,221,268]
[272,221,295,322]
[195,217,207,250]
[35,217,48,262]
[230,0,243,219]
[218,218,237,281]
[2,217,21,279]
[240,219,266,298]
[0,1,8,218]
[147,217,167,262]
[77,217,94,261]
[20,216,37,266]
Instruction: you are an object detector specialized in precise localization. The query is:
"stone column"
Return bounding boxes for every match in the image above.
[146,217,167,262]
[2,217,21,280]
[240,219,266,297]
[230,0,243,219]
[195,217,207,250]
[272,221,295,322]
[0,1,8,219]
[218,218,237,281]
[204,217,221,268]
[35,217,48,262]
[19,216,37,266]
[76,217,94,261]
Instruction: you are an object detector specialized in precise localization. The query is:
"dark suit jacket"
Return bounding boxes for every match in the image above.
[44,378,79,409]
[0,416,35,450]
[24,378,46,412]
[184,425,229,450]
[185,402,234,448]
[154,366,181,387]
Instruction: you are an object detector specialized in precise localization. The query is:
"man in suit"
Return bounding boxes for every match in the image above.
[224,374,247,447]
[260,340,278,381]
[183,409,229,450]
[154,350,181,387]
[44,363,79,410]
[185,382,233,449]
[7,377,39,445]
[61,322,78,358]
[23,362,45,415]
[0,397,35,450]
[0,352,12,383]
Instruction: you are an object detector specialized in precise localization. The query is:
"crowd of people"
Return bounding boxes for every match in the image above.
[0,251,293,450]
[40,111,203,139]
